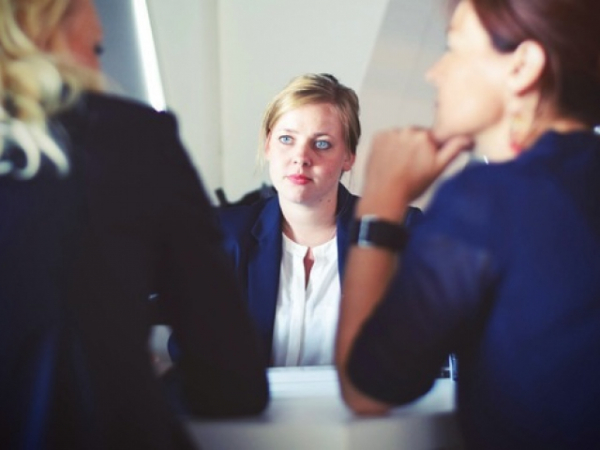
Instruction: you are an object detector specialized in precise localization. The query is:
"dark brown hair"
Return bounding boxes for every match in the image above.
[452,0,600,126]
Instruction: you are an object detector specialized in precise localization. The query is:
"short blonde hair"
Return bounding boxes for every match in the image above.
[0,0,103,178]
[259,73,361,161]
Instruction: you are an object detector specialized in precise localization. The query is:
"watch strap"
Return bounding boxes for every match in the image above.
[349,215,408,252]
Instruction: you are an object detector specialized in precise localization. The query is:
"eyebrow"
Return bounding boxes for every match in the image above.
[278,128,333,138]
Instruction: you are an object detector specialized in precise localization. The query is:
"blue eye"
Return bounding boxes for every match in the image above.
[279,135,293,144]
[315,140,331,150]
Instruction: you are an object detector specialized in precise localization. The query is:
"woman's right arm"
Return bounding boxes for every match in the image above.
[336,128,468,414]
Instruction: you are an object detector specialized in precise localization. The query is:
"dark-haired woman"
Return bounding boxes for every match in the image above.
[337,0,600,448]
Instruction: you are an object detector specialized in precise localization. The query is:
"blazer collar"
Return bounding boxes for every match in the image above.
[252,184,354,240]
[335,184,357,278]
[251,195,283,243]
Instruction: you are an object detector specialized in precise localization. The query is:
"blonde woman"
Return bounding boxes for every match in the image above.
[217,74,422,366]
[0,0,267,448]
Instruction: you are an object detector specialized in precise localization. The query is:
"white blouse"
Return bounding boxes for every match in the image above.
[271,233,341,366]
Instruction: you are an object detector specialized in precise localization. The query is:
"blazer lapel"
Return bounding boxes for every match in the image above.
[335,184,357,280]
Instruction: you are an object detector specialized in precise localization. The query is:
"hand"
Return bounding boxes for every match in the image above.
[359,127,471,220]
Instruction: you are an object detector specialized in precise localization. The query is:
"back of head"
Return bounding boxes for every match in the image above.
[259,73,361,158]
[0,0,103,179]
[463,0,600,127]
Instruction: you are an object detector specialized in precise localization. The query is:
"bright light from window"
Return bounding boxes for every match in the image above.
[132,0,166,111]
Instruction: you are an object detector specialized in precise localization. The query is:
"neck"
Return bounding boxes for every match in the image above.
[475,111,589,161]
[474,117,513,162]
[518,116,589,151]
[280,196,338,248]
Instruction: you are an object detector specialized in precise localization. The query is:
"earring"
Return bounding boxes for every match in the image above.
[509,114,528,155]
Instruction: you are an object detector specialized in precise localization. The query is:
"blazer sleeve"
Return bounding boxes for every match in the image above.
[152,111,268,417]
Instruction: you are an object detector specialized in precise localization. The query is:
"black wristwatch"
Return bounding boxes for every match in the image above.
[349,215,408,252]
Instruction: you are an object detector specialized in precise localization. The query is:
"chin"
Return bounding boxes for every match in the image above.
[431,125,453,146]
[278,186,309,203]
[432,122,475,147]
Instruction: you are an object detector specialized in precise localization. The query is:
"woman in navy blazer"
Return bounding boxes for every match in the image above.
[217,74,421,366]
[218,183,421,365]
[0,1,267,448]
[337,0,600,447]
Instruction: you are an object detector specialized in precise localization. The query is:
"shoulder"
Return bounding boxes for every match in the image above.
[336,184,359,220]
[436,162,505,204]
[217,196,277,238]
[57,92,191,170]
[59,92,179,142]
[84,92,172,123]
[56,92,207,206]
[413,163,513,249]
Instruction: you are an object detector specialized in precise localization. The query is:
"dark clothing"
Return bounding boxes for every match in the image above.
[217,184,422,363]
[348,131,600,449]
[0,93,268,450]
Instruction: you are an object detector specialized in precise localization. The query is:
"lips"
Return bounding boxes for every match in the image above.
[286,174,311,185]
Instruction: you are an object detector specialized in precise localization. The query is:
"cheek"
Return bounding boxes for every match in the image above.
[436,61,506,137]
[72,43,100,69]
[267,152,287,180]
[458,88,504,122]
[64,26,100,69]
[265,145,286,166]
[319,158,348,180]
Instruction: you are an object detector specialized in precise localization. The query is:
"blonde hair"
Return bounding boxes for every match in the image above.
[258,73,361,164]
[0,0,104,179]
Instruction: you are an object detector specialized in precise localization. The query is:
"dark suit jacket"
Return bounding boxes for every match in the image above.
[0,93,268,450]
[348,131,600,449]
[217,184,422,363]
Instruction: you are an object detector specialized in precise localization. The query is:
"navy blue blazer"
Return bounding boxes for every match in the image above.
[0,93,268,450]
[218,184,422,362]
[348,131,600,449]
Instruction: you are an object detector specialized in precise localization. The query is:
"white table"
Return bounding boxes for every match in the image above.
[186,366,464,450]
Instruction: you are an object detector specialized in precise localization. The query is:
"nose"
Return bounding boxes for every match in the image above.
[425,56,442,85]
[292,141,312,166]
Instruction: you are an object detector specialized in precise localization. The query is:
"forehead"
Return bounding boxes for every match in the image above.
[65,0,102,33]
[273,103,343,133]
[448,1,488,41]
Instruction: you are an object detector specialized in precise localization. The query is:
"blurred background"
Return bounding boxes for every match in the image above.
[97,0,455,208]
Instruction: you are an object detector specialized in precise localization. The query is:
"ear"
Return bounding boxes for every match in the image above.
[342,151,356,172]
[264,132,272,161]
[507,40,547,95]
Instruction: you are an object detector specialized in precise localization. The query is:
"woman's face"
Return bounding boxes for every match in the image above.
[56,0,103,69]
[265,102,355,208]
[427,0,512,154]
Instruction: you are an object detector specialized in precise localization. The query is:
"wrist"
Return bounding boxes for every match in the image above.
[355,193,409,223]
[349,215,409,252]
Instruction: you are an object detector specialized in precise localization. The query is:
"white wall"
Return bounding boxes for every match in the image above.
[147,0,222,193]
